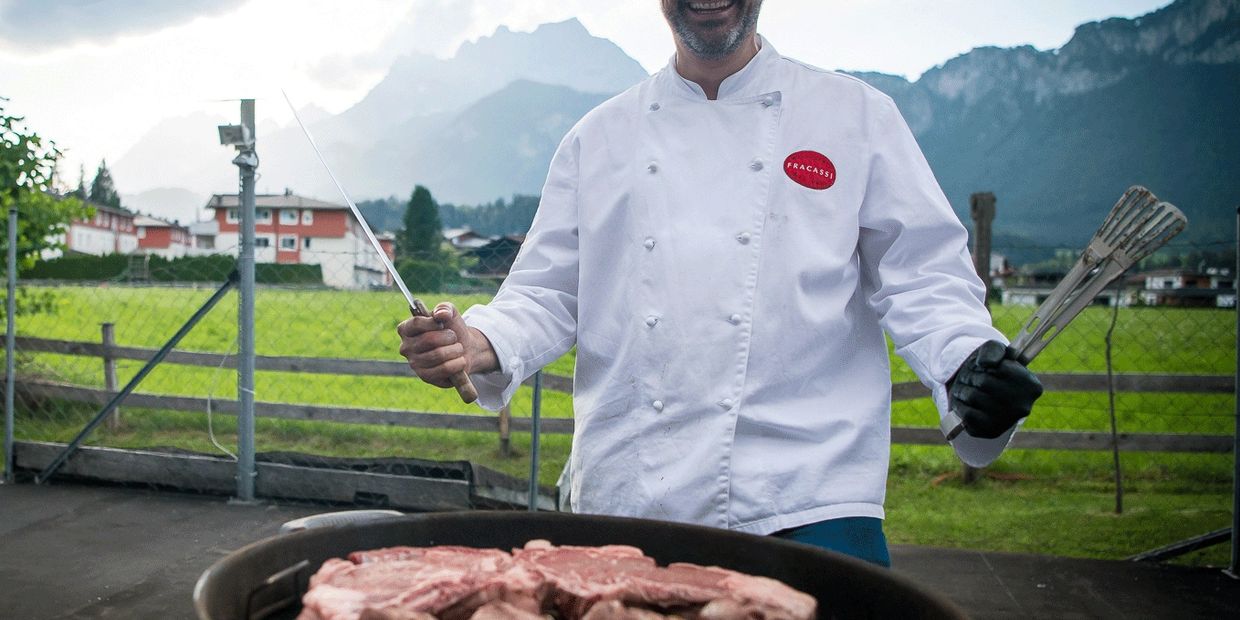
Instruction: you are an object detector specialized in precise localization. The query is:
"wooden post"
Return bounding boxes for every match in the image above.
[102,322,120,430]
[970,192,996,305]
[499,404,511,457]
[964,192,997,485]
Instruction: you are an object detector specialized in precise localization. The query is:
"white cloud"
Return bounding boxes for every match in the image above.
[0,0,248,52]
[0,0,1176,194]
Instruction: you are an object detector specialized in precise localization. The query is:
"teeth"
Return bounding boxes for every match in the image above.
[689,1,731,10]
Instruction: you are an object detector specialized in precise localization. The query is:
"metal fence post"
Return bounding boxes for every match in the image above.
[528,370,542,511]
[4,206,16,483]
[499,404,511,457]
[1230,205,1239,578]
[101,323,119,430]
[235,99,258,502]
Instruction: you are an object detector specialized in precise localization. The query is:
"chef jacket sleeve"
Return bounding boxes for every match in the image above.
[461,129,582,411]
[856,94,1017,468]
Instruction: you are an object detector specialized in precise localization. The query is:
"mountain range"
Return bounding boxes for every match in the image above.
[114,0,1238,253]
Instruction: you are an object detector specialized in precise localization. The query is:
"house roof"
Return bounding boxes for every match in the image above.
[205,193,345,211]
[133,215,186,229]
[86,201,136,217]
[189,220,219,235]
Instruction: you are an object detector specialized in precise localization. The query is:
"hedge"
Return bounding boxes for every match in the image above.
[23,253,323,285]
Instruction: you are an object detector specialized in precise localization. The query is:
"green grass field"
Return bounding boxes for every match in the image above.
[8,284,1236,565]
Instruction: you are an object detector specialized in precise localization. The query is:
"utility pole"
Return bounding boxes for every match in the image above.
[220,100,258,502]
[4,206,16,483]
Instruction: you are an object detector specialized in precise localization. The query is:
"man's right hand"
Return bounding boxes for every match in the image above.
[396,302,498,388]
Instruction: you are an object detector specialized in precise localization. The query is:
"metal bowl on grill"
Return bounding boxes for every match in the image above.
[194,511,966,619]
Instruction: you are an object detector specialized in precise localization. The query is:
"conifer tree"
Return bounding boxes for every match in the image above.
[400,185,442,259]
[88,158,121,208]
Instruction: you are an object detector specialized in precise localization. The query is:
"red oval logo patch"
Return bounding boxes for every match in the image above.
[784,150,836,190]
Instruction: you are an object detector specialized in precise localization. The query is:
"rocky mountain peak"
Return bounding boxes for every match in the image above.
[1058,0,1239,65]
[451,17,646,95]
[919,0,1238,105]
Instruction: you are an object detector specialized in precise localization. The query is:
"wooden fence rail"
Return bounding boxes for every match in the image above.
[13,335,1236,453]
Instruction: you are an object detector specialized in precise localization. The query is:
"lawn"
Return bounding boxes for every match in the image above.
[6,284,1236,565]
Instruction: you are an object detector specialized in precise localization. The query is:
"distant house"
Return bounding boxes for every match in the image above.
[1003,266,1236,308]
[134,215,191,259]
[205,190,395,289]
[62,202,139,257]
[1001,266,1089,307]
[465,235,525,278]
[1208,268,1236,308]
[188,219,219,254]
[443,227,490,250]
[1137,268,1233,308]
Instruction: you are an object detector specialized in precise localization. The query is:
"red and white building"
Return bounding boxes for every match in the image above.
[134,215,192,259]
[62,203,139,256]
[206,191,395,289]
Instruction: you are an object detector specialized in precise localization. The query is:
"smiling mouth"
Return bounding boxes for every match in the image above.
[686,0,736,15]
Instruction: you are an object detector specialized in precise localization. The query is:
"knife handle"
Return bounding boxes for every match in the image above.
[410,301,479,404]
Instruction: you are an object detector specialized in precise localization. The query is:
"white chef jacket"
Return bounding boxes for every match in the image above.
[464,37,1016,535]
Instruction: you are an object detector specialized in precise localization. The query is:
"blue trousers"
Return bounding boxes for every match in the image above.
[773,517,891,568]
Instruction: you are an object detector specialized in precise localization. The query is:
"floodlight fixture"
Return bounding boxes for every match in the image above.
[217,124,252,148]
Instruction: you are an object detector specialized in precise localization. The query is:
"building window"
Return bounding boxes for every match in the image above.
[137,227,146,239]
[302,237,313,249]
[226,209,239,223]
[302,210,313,225]
[257,208,272,223]
[255,236,272,248]
[280,209,298,225]
[279,234,298,250]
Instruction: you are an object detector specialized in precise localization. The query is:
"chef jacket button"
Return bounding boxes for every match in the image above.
[647,161,659,173]
[750,160,764,171]
[643,237,656,250]
[729,314,742,325]
[645,315,659,327]
[761,96,775,107]
[649,102,661,111]
[736,232,751,245]
[718,398,734,410]
[652,400,665,412]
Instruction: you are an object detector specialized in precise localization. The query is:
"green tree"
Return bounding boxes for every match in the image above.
[1,97,91,270]
[88,158,121,208]
[399,185,443,260]
[69,164,87,200]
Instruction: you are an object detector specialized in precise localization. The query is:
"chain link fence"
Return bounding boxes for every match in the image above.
[2,207,1235,563]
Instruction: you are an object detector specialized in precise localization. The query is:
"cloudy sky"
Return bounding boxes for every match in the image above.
[0,0,1173,190]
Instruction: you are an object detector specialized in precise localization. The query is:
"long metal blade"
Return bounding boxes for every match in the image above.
[281,90,423,314]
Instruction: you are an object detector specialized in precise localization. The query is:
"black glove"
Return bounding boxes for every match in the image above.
[948,340,1043,439]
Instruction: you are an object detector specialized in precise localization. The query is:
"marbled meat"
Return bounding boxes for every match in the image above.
[297,540,816,620]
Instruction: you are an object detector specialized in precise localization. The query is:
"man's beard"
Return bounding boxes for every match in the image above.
[667,1,762,61]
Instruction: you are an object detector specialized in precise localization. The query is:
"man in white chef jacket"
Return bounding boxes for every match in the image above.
[398,0,1042,567]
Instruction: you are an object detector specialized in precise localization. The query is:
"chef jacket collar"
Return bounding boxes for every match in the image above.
[663,34,778,101]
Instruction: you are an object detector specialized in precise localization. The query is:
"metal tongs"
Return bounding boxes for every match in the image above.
[942,186,1187,440]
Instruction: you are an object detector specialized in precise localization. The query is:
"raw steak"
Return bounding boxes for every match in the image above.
[299,540,816,620]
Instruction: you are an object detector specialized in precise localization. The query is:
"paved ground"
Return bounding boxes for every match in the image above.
[1,481,1236,619]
